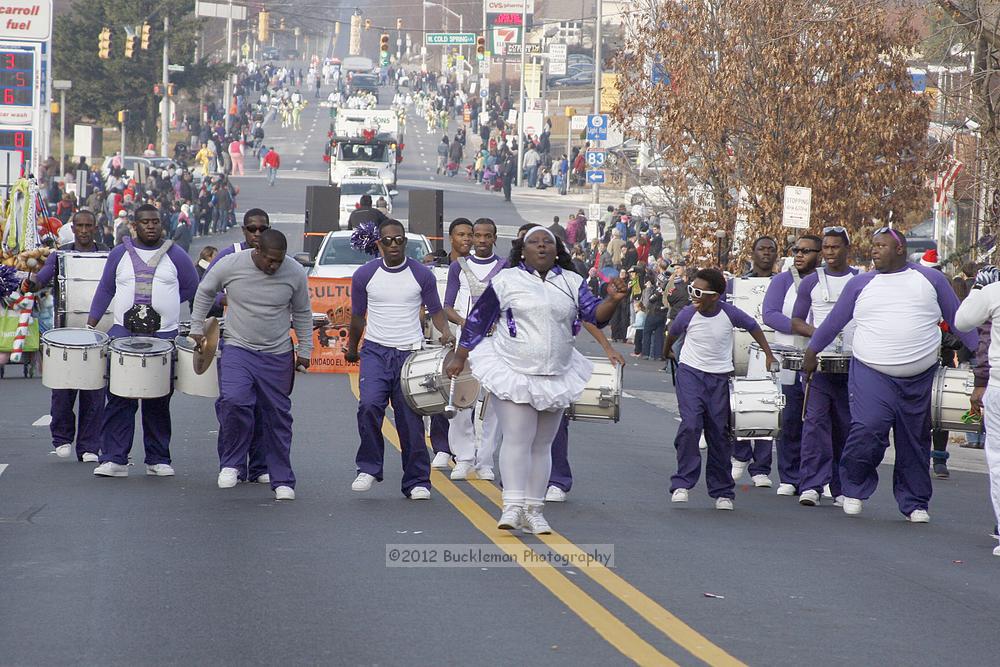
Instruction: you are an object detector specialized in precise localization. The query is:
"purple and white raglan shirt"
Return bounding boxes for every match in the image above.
[668,302,760,374]
[808,263,978,378]
[761,271,801,347]
[791,267,860,355]
[444,254,505,319]
[351,256,442,350]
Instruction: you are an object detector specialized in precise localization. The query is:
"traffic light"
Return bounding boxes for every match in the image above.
[98,27,111,59]
[124,34,136,58]
[258,11,269,42]
[380,33,389,53]
[476,35,485,60]
[117,110,129,124]
[167,83,176,97]
[364,18,371,31]
[140,22,150,49]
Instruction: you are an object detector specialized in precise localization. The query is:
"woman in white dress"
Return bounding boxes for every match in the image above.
[446,226,627,533]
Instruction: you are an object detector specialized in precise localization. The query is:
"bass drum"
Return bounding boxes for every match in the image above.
[730,377,785,440]
[730,277,774,376]
[174,337,220,398]
[400,345,480,417]
[932,367,979,432]
[566,358,622,422]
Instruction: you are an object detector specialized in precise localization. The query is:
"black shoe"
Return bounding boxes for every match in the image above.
[932,461,950,479]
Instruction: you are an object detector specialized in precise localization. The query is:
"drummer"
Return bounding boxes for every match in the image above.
[729,236,778,487]
[190,229,312,501]
[346,219,455,499]
[87,204,199,478]
[25,209,108,462]
[790,227,858,506]
[803,227,976,521]
[665,268,777,510]
[201,207,273,485]
[760,234,821,496]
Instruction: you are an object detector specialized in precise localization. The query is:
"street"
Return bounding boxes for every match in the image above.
[2,43,999,667]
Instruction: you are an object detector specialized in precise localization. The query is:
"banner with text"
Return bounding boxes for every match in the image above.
[306,277,359,373]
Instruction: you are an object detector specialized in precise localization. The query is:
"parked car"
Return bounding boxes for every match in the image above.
[551,71,595,87]
[284,48,301,60]
[99,155,153,179]
[261,46,280,60]
[299,230,432,278]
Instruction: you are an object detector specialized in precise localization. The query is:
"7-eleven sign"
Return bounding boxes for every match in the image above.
[490,26,519,56]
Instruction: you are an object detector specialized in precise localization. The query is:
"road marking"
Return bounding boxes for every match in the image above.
[346,374,679,666]
[0,464,7,477]
[33,415,51,427]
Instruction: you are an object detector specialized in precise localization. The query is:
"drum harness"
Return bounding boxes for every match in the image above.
[122,238,174,335]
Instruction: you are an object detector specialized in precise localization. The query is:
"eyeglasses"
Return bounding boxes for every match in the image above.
[379,235,406,247]
[791,247,820,255]
[687,285,718,299]
[244,225,270,233]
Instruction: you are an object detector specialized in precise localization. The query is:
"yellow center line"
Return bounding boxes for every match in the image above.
[347,373,679,667]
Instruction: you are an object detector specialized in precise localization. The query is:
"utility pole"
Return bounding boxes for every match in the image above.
[53,80,71,176]
[161,15,170,157]
[515,0,527,187]
[223,0,234,133]
[591,0,603,209]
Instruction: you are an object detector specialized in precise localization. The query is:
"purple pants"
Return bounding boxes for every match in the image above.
[217,345,296,490]
[799,372,849,496]
[355,341,431,496]
[732,437,772,476]
[99,390,173,466]
[671,364,735,499]
[841,360,935,514]
[548,414,572,492]
[215,340,268,481]
[430,413,452,455]
[50,388,105,458]
[776,380,804,487]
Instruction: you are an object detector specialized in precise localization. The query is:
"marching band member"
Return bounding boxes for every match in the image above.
[190,229,312,500]
[88,204,199,478]
[760,234,821,495]
[443,218,504,480]
[202,208,273,484]
[790,227,858,506]
[26,210,108,461]
[347,219,455,499]
[730,236,779,486]
[804,227,976,521]
[429,219,475,469]
[955,266,1000,556]
[665,268,776,510]
[446,227,627,533]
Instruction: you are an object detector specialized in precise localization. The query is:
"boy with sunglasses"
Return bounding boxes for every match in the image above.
[790,227,858,506]
[803,227,976,522]
[759,234,822,497]
[665,269,777,510]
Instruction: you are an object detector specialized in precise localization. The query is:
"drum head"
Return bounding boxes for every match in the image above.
[175,337,196,353]
[42,328,109,347]
[110,337,174,354]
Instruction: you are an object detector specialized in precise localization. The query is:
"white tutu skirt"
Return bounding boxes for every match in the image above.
[468,339,593,412]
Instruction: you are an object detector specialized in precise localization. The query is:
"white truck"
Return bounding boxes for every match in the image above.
[327,108,403,187]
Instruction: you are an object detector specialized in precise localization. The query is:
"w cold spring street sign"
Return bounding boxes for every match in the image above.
[425,33,476,45]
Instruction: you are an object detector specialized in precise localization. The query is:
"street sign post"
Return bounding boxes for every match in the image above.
[586,114,608,141]
[425,32,476,46]
[782,185,812,229]
[586,170,605,184]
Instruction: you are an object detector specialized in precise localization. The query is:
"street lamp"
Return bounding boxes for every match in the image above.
[715,229,727,268]
[423,1,463,73]
[52,79,72,177]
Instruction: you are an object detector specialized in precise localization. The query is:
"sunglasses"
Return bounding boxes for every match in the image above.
[687,285,718,298]
[380,235,406,247]
[872,225,902,245]
[244,225,270,233]
[791,247,820,255]
[823,225,851,244]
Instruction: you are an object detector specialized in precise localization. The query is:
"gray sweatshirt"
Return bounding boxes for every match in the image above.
[191,251,313,358]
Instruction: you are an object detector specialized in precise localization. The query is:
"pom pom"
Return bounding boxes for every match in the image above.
[0,265,19,299]
[350,220,381,256]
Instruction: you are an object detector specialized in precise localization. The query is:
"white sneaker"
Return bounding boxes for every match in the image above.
[351,472,376,492]
[81,452,99,463]
[799,489,820,506]
[545,486,567,502]
[218,467,239,489]
[497,505,524,530]
[145,464,175,477]
[54,444,72,458]
[254,473,271,484]
[671,488,689,503]
[522,506,552,534]
[450,462,474,480]
[715,497,735,511]
[93,462,128,477]
[752,474,773,488]
[834,495,846,507]
[431,452,452,469]
[476,467,495,481]
[822,484,833,499]
[409,486,431,500]
[993,545,1000,557]
[274,486,295,500]
[907,509,930,523]
[731,458,749,481]
[843,497,863,515]
[776,483,796,496]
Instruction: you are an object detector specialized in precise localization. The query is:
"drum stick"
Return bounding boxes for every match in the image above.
[801,376,811,421]
[444,376,458,419]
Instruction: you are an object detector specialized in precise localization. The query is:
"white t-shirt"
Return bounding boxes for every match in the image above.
[444,254,504,318]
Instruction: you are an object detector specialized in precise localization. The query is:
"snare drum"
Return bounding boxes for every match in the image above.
[41,328,109,390]
[932,367,978,432]
[746,342,802,372]
[57,252,113,331]
[400,346,480,416]
[567,358,623,422]
[174,337,220,398]
[730,377,785,439]
[817,354,851,374]
[108,337,174,399]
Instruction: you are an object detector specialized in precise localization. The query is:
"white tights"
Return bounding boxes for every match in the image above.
[982,388,1000,531]
[494,398,564,506]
